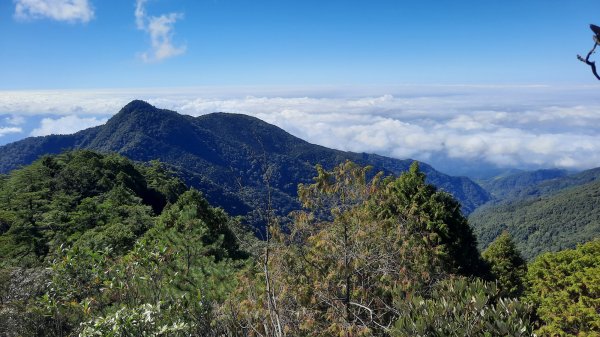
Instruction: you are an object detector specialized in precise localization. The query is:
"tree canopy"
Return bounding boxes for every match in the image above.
[482,231,527,297]
[526,239,600,337]
[0,152,596,336]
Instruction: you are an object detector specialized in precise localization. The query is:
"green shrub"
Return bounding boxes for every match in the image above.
[392,277,534,337]
[526,239,600,337]
[79,302,190,337]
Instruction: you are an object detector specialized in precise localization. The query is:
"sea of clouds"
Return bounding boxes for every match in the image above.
[0,85,599,173]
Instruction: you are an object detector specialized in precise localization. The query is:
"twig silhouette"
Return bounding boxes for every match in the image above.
[577,24,600,81]
[577,42,600,80]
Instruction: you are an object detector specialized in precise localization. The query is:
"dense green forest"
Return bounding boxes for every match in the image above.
[479,166,600,202]
[470,177,600,259]
[0,150,598,336]
[478,169,569,200]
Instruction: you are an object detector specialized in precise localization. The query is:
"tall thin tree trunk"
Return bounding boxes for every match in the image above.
[257,140,284,337]
[344,221,351,337]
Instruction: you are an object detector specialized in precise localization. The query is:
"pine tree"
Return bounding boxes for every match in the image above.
[227,161,491,336]
[371,161,487,277]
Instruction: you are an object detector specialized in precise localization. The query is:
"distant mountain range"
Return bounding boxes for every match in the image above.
[0,100,491,228]
[470,167,600,259]
[478,168,570,200]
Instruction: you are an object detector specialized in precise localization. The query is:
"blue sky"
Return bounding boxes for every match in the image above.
[1,1,600,174]
[2,0,600,88]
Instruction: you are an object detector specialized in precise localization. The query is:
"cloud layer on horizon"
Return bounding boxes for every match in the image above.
[30,115,108,137]
[0,85,599,171]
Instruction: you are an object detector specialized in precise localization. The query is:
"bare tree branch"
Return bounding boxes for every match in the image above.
[578,40,600,80]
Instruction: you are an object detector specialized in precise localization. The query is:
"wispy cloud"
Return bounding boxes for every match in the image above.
[0,127,22,137]
[1,85,599,171]
[135,0,186,62]
[30,115,107,137]
[14,0,94,23]
[5,115,25,126]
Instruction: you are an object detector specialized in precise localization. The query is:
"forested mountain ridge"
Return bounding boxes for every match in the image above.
[0,100,490,223]
[470,174,600,259]
[479,168,570,200]
[514,166,600,198]
[480,167,600,202]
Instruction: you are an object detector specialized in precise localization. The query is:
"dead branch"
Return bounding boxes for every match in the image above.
[578,41,600,80]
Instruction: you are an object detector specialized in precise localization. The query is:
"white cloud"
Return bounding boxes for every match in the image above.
[1,85,600,171]
[134,0,146,29]
[14,0,94,23]
[5,115,25,125]
[0,127,22,137]
[135,0,186,62]
[30,115,107,137]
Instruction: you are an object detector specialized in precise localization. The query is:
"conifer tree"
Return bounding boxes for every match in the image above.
[526,239,600,337]
[227,161,490,336]
[482,231,526,297]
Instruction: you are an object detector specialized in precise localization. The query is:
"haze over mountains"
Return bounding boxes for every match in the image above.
[0,100,491,223]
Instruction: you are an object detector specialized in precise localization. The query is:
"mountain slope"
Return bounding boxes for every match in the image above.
[514,167,600,198]
[479,169,569,200]
[0,101,490,224]
[470,173,600,259]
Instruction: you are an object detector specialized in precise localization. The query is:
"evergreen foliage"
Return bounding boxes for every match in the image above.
[0,150,185,268]
[0,151,596,336]
[79,303,191,337]
[0,150,248,336]
[225,161,490,336]
[392,277,534,337]
[482,231,527,297]
[479,169,569,200]
[526,239,600,337]
[372,162,486,277]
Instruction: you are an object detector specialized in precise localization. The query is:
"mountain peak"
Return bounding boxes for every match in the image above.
[107,100,181,127]
[0,101,492,217]
[119,100,156,114]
